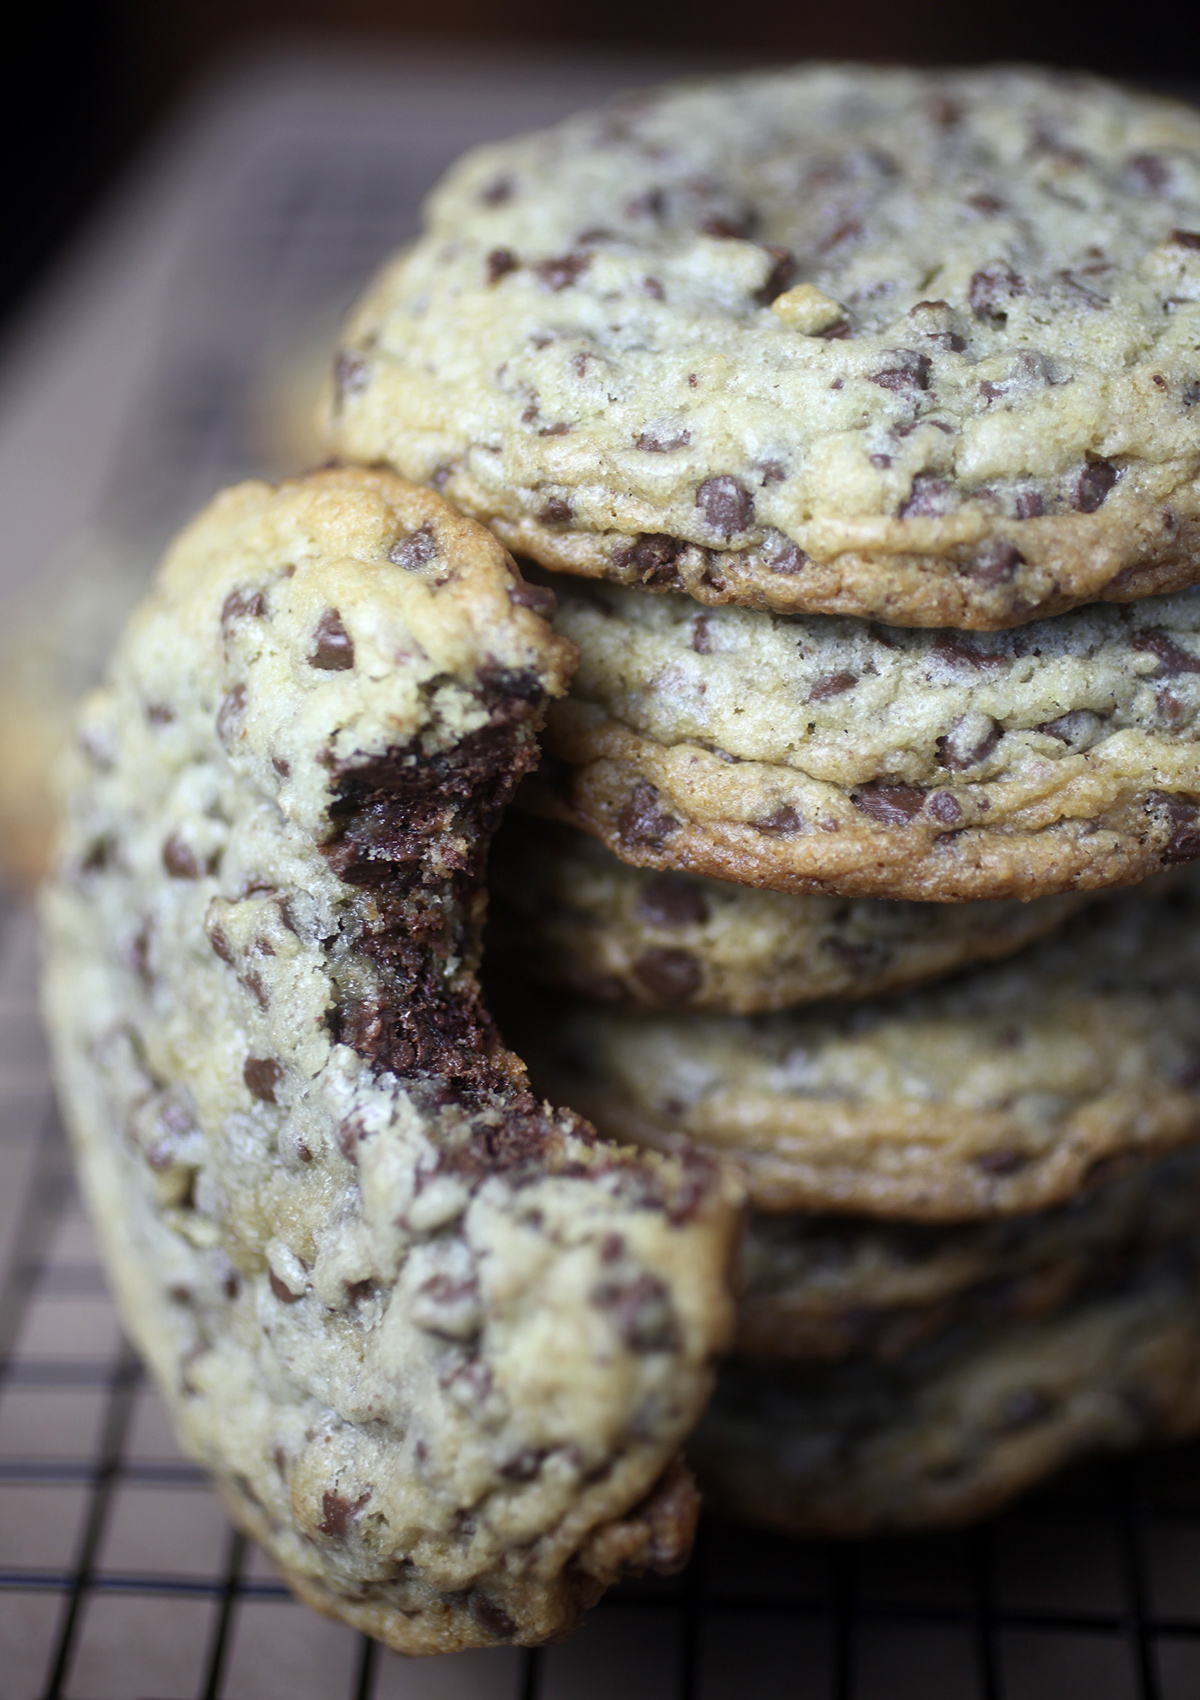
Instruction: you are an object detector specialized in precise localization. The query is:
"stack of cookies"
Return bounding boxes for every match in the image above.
[320,65,1200,1536]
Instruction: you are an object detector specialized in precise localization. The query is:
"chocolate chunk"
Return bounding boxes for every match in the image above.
[633,948,702,1004]
[763,533,808,575]
[614,534,684,586]
[469,1591,518,1641]
[244,1056,283,1104]
[508,580,558,620]
[1071,459,1118,513]
[937,715,1001,771]
[899,476,954,518]
[487,248,518,284]
[807,671,857,702]
[1014,488,1046,519]
[534,251,591,290]
[310,610,355,670]
[850,782,925,825]
[696,476,753,538]
[618,781,679,850]
[538,496,573,525]
[1132,631,1200,675]
[389,522,440,573]
[162,835,207,880]
[318,1488,371,1538]
[221,588,266,629]
[1169,230,1200,250]
[636,873,709,928]
[965,540,1024,586]
[926,791,963,825]
[869,349,931,392]
[216,685,247,746]
[636,427,691,452]
[755,244,796,305]
[269,1270,302,1305]
[968,264,1025,323]
[755,805,803,835]
[590,1272,681,1352]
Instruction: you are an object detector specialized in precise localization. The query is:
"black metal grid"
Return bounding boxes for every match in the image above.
[8,51,1200,1699]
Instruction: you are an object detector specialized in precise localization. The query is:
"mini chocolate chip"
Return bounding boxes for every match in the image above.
[389,522,440,572]
[487,248,518,283]
[1147,792,1200,864]
[937,714,1001,770]
[216,684,246,745]
[851,782,925,825]
[334,350,366,399]
[755,244,796,305]
[538,495,573,525]
[534,251,590,290]
[244,1056,283,1104]
[634,947,703,1004]
[1039,711,1098,745]
[480,174,514,205]
[1169,230,1200,250]
[636,426,691,452]
[869,349,931,392]
[643,275,664,299]
[538,422,571,436]
[1072,459,1118,513]
[764,534,808,574]
[966,540,1024,586]
[500,1447,545,1481]
[162,835,206,879]
[976,1149,1027,1175]
[696,475,753,538]
[968,264,1025,323]
[1014,488,1046,519]
[1127,153,1169,192]
[1132,631,1200,675]
[927,633,1007,672]
[146,703,174,725]
[272,754,290,777]
[926,791,963,825]
[508,581,558,620]
[318,1488,370,1538]
[808,671,857,702]
[900,476,955,518]
[617,781,679,850]
[688,615,711,654]
[615,533,684,585]
[702,211,757,239]
[469,1591,518,1641]
[590,1272,681,1352]
[221,588,266,629]
[997,1388,1053,1431]
[637,873,709,928]
[1184,383,1200,408]
[269,1270,302,1304]
[756,805,803,835]
[310,610,354,670]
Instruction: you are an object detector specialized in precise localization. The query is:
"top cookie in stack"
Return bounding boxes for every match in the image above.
[324,65,1200,634]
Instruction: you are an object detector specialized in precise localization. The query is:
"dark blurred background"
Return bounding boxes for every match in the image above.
[6,0,1198,334]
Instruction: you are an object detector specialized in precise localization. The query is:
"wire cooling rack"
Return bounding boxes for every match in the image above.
[5,42,1200,1699]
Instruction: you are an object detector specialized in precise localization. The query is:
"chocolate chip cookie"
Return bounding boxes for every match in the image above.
[737,1150,1200,1363]
[41,468,741,1655]
[693,1242,1200,1536]
[488,817,1085,1012]
[528,578,1200,902]
[323,66,1200,630]
[509,878,1200,1218]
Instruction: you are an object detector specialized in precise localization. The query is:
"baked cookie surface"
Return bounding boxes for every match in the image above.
[530,578,1200,901]
[693,1243,1200,1536]
[510,878,1200,1218]
[737,1151,1200,1363]
[324,66,1200,630]
[488,817,1084,1012]
[40,469,740,1654]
